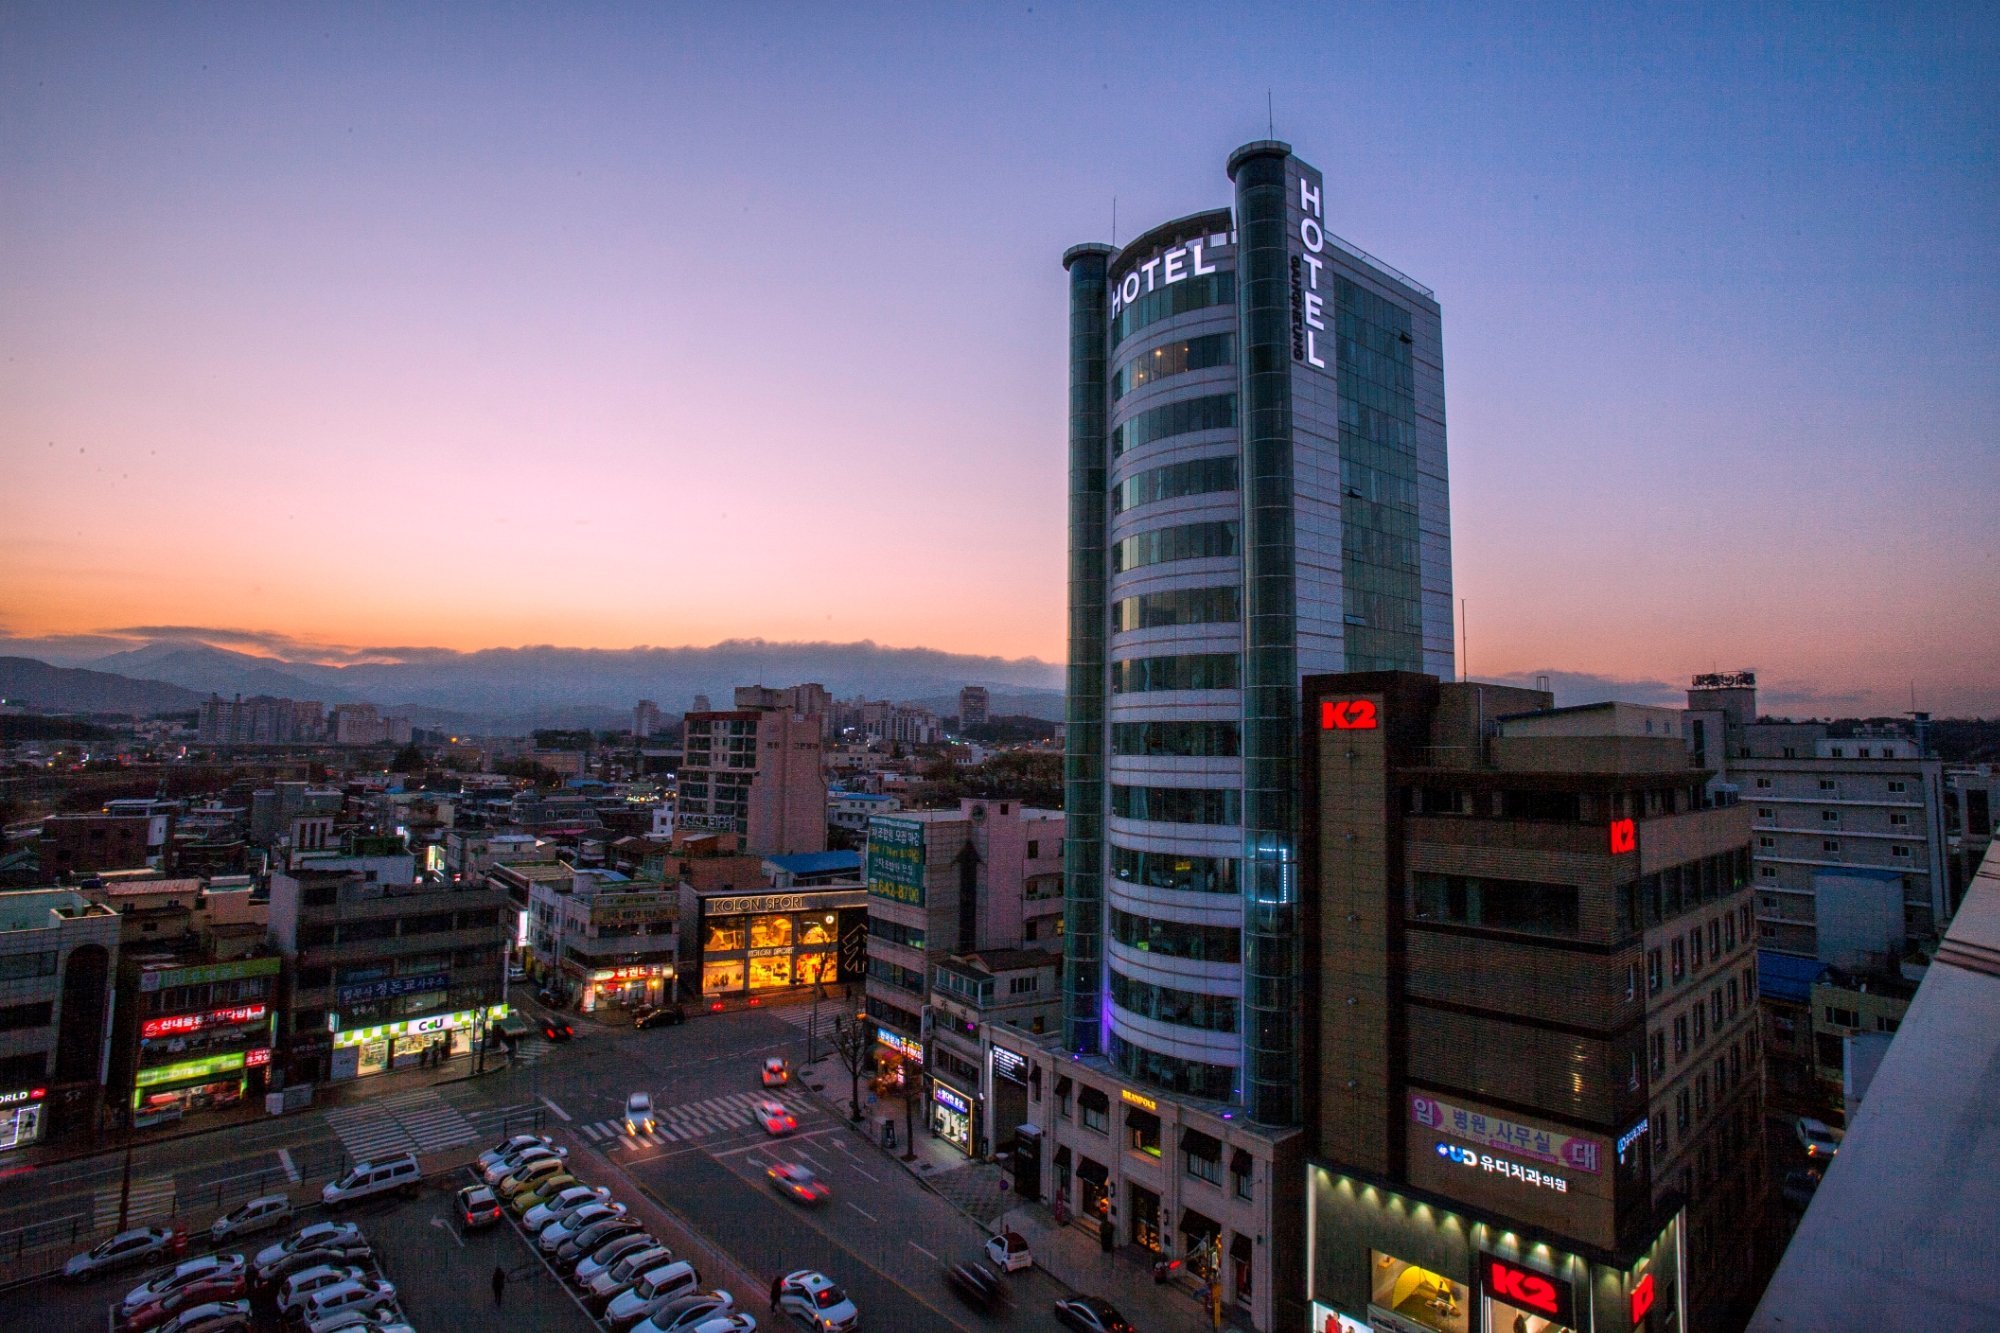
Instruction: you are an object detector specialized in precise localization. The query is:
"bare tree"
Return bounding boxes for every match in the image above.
[829,1015,873,1122]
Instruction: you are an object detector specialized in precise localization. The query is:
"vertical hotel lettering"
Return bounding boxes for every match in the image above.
[1294,174,1328,367]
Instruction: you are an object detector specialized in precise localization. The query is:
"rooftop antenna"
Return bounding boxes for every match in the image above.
[1267,90,1275,138]
[1460,597,1468,682]
[1111,195,1117,247]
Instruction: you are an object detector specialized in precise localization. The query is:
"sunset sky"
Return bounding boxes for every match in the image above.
[3,5,1995,714]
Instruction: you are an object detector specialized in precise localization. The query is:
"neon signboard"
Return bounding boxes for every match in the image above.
[1436,1141,1569,1192]
[0,1088,46,1107]
[933,1084,971,1114]
[1483,1255,1573,1324]
[141,1003,267,1039]
[1609,817,1637,854]
[1631,1271,1657,1323]
[1320,699,1378,731]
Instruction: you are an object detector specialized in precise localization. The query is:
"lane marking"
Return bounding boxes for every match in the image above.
[539,1095,572,1122]
[845,1161,880,1182]
[845,1202,877,1222]
[278,1149,300,1183]
[909,1241,939,1261]
[429,1214,466,1249]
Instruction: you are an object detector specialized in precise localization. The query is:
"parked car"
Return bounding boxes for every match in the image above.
[540,1203,628,1252]
[118,1274,250,1333]
[1796,1117,1844,1159]
[256,1223,365,1271]
[755,1100,797,1136]
[557,1219,641,1266]
[254,1247,372,1293]
[208,1195,293,1244]
[626,1091,656,1135]
[775,1270,857,1333]
[1781,1166,1824,1210]
[497,1155,569,1199]
[512,1173,584,1215]
[984,1230,1031,1272]
[154,1301,252,1333]
[1054,1296,1134,1333]
[523,1185,613,1232]
[120,1254,247,1321]
[321,1153,422,1207]
[631,1291,735,1333]
[760,1057,790,1087]
[277,1264,367,1318]
[634,1005,686,1030]
[63,1227,174,1282]
[306,1308,409,1333]
[766,1162,829,1204]
[457,1184,504,1231]
[605,1260,703,1327]
[945,1260,1007,1312]
[477,1134,555,1173]
[573,1233,660,1288]
[298,1278,398,1327]
[483,1144,565,1186]
[583,1244,675,1306]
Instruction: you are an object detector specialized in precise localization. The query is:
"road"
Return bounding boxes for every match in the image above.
[3,999,1153,1331]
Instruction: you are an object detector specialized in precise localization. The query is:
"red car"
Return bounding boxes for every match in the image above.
[119,1274,248,1332]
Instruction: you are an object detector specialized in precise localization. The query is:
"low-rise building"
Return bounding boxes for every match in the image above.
[0,889,121,1151]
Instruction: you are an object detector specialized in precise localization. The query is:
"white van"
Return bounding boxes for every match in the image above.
[321,1153,423,1207]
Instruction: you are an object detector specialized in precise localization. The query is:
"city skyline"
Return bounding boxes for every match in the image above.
[4,5,1995,716]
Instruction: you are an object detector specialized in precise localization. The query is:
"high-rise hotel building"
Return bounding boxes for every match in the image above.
[1062,140,1453,1125]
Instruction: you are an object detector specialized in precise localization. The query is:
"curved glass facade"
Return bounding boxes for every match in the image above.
[1064,141,1449,1127]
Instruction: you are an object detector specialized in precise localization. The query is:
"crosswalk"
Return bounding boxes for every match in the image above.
[95,1176,175,1228]
[576,1090,814,1148]
[507,1036,555,1067]
[320,1088,532,1160]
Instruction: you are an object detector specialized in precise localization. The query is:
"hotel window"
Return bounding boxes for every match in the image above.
[1677,1089,1692,1133]
[1108,651,1239,693]
[1690,929,1704,970]
[1709,919,1722,956]
[1625,963,1637,1002]
[1111,332,1236,400]
[1724,914,1737,951]
[1674,1014,1689,1059]
[1727,977,1739,1016]
[1696,1073,1709,1114]
[1650,1030,1667,1077]
[1647,949,1663,996]
[1711,989,1724,1028]
[1231,1149,1254,1199]
[1079,1087,1110,1133]
[1056,1076,1072,1121]
[1182,1129,1223,1184]
[1672,938,1686,982]
[1693,1003,1706,1044]
[1110,520,1240,572]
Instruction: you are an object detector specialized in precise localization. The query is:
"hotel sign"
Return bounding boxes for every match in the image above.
[1411,1092,1602,1174]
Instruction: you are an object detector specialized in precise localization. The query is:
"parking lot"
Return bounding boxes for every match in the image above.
[0,1166,593,1333]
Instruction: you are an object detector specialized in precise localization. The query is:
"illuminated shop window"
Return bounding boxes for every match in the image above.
[701,960,745,994]
[1369,1252,1468,1333]
[705,917,746,952]
[747,955,794,991]
[749,915,794,950]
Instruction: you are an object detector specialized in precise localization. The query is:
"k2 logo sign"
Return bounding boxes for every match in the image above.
[1485,1256,1573,1324]
[1609,817,1637,854]
[1630,1271,1656,1324]
[1321,699,1378,731]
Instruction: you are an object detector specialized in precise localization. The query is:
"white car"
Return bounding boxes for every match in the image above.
[306,1308,409,1333]
[208,1194,293,1243]
[755,1100,797,1136]
[540,1202,627,1251]
[299,1277,398,1327]
[777,1269,858,1333]
[255,1222,364,1270]
[1797,1117,1844,1158]
[477,1134,555,1172]
[120,1253,247,1318]
[523,1184,614,1231]
[604,1261,702,1326]
[626,1091,656,1135]
[985,1229,1032,1272]
[62,1226,173,1281]
[632,1291,736,1333]
[584,1243,674,1304]
[277,1264,366,1317]
[761,1057,790,1087]
[574,1234,662,1289]
[483,1144,565,1186]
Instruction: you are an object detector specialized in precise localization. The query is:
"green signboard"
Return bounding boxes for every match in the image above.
[139,955,282,992]
[135,1049,248,1088]
[866,818,927,906]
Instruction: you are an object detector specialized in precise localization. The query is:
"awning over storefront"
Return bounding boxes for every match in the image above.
[1231,1147,1253,1177]
[1078,1086,1109,1114]
[1055,1076,1073,1098]
[1231,1232,1252,1261]
[1181,1208,1222,1241]
[1125,1106,1161,1135]
[1053,1144,1072,1171]
[1181,1127,1223,1161]
[1077,1156,1109,1184]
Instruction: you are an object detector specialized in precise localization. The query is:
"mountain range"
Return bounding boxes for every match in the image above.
[0,638,1065,732]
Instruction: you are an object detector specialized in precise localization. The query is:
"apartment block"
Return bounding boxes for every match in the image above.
[679,686,827,856]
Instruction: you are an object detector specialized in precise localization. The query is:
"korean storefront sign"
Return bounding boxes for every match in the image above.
[332,1003,507,1045]
[933,1084,972,1115]
[335,973,450,1005]
[141,1003,267,1040]
[1436,1141,1570,1193]
[1410,1092,1602,1173]
[136,1050,248,1088]
[865,819,927,905]
[139,955,281,992]
[990,1045,1027,1084]
[876,1027,923,1063]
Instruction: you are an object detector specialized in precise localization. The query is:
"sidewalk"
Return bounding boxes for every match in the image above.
[791,1045,1242,1332]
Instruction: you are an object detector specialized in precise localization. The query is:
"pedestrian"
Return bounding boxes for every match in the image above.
[491,1265,506,1305]
[770,1274,783,1310]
